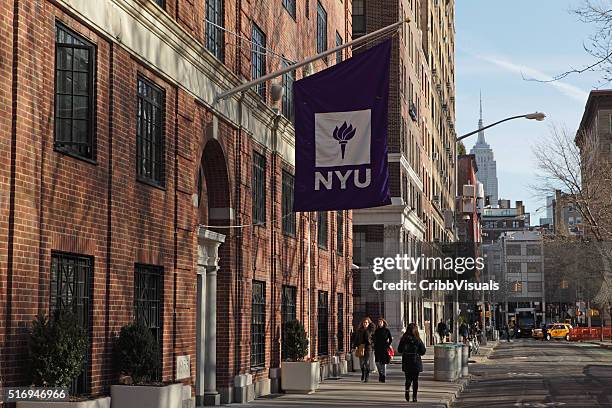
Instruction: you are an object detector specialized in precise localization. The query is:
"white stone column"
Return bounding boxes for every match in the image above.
[204,264,219,405]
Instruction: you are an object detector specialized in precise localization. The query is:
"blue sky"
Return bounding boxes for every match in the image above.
[455,0,602,223]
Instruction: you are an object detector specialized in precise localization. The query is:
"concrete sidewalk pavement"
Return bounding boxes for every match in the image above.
[241,343,499,408]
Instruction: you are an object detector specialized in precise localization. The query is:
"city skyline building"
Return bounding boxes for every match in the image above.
[470,94,499,207]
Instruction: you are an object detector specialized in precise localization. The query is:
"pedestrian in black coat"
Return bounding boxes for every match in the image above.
[398,323,426,403]
[373,318,393,383]
[353,317,375,382]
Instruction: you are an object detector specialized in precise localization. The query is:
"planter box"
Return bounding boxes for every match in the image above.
[111,383,182,408]
[17,396,110,408]
[280,361,320,394]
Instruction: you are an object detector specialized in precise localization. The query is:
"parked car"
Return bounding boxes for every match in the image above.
[544,323,573,341]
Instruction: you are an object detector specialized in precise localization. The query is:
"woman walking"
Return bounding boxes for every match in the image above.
[374,318,393,383]
[398,323,426,402]
[353,317,375,382]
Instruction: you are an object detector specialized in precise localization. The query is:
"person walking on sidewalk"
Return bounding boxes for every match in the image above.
[398,323,426,403]
[374,318,393,383]
[353,317,375,382]
[436,320,447,343]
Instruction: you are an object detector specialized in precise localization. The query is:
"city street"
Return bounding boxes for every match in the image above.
[455,339,612,407]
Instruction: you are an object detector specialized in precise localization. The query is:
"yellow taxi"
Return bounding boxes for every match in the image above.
[544,323,573,341]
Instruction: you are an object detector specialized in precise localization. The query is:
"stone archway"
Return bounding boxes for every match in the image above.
[195,139,231,406]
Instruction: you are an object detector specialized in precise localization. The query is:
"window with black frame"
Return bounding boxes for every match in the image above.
[316,2,328,62]
[251,281,266,368]
[136,76,165,186]
[281,285,297,359]
[50,252,92,394]
[317,290,329,356]
[282,171,296,236]
[252,24,267,99]
[54,23,96,160]
[252,152,266,224]
[336,211,344,254]
[281,60,295,122]
[134,264,163,347]
[282,0,296,18]
[317,211,328,249]
[352,0,366,37]
[205,0,224,61]
[337,293,344,351]
[335,31,343,64]
[153,0,165,8]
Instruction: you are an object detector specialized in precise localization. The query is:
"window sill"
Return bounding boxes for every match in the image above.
[318,245,328,251]
[54,147,98,165]
[137,176,166,191]
[283,232,297,239]
[250,366,266,373]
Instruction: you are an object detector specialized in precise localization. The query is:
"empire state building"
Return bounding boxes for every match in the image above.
[470,96,499,206]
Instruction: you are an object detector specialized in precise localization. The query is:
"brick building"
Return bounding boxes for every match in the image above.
[351,0,456,346]
[0,0,353,404]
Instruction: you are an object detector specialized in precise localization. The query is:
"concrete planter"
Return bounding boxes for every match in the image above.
[17,397,110,408]
[111,383,182,408]
[280,361,320,394]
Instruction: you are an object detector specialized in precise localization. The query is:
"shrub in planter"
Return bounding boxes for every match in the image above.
[28,310,88,388]
[113,322,160,384]
[282,320,309,361]
[281,320,319,394]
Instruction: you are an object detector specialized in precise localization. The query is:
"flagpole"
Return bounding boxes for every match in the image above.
[214,18,410,103]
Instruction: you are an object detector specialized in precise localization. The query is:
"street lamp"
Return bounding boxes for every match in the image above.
[452,111,546,342]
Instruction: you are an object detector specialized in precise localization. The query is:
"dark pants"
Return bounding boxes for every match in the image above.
[404,371,420,400]
[359,348,371,380]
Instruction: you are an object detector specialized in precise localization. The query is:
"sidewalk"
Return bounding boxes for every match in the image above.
[243,343,498,408]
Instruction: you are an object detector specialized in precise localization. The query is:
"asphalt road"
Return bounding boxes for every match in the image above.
[454,339,612,408]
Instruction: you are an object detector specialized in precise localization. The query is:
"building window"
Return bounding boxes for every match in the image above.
[281,60,295,122]
[282,171,296,236]
[205,0,224,61]
[50,252,92,394]
[526,245,540,256]
[281,285,297,360]
[506,244,521,256]
[136,76,165,186]
[153,0,165,8]
[306,0,310,18]
[317,211,328,249]
[511,281,523,292]
[527,263,541,274]
[506,262,520,274]
[251,280,266,368]
[528,281,542,292]
[54,23,96,160]
[335,31,343,64]
[282,0,296,18]
[134,264,163,346]
[352,0,366,36]
[252,24,267,99]
[252,151,266,224]
[316,2,328,61]
[317,290,328,356]
[336,211,344,254]
[337,293,344,351]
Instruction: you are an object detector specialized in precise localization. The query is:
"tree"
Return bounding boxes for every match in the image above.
[532,124,612,339]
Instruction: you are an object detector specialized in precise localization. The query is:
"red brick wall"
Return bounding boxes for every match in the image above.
[1,0,354,397]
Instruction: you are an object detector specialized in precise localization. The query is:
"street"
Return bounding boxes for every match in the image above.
[455,339,612,407]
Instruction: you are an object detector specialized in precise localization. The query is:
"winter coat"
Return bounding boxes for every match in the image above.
[398,334,426,374]
[353,323,375,351]
[373,327,393,364]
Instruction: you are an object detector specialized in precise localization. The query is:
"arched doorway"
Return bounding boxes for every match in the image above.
[196,139,230,406]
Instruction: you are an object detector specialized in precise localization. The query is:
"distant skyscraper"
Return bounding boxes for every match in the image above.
[470,94,499,206]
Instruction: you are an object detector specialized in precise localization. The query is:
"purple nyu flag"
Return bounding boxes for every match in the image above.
[293,39,392,211]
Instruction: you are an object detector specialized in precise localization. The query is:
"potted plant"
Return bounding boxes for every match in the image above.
[280,320,319,394]
[110,322,182,408]
[18,311,110,408]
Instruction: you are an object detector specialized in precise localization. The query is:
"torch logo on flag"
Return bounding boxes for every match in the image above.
[293,39,392,212]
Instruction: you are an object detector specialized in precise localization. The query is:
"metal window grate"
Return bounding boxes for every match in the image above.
[336,211,344,254]
[282,0,296,18]
[134,264,163,344]
[282,171,296,235]
[317,291,328,356]
[335,32,343,64]
[281,285,297,359]
[337,293,344,351]
[252,152,266,224]
[136,76,165,185]
[252,24,267,99]
[281,61,295,123]
[316,2,328,61]
[317,211,328,249]
[54,24,95,160]
[50,252,92,395]
[251,281,266,367]
[205,0,224,61]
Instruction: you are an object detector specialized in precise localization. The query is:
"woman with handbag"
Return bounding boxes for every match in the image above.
[353,317,375,382]
[373,318,393,382]
[398,323,426,402]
